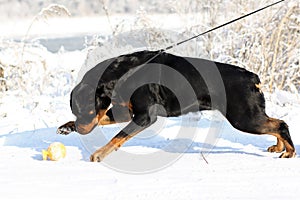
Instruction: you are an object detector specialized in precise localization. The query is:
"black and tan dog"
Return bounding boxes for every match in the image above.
[57,50,296,161]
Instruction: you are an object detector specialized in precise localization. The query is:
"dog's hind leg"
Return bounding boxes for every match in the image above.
[258,117,295,158]
[225,82,295,158]
[228,114,296,158]
[90,112,157,162]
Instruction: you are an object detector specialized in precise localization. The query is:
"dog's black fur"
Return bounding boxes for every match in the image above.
[57,50,295,161]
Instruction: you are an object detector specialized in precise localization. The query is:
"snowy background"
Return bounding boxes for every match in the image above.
[0,0,300,199]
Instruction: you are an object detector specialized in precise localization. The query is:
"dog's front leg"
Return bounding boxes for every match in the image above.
[90,113,156,162]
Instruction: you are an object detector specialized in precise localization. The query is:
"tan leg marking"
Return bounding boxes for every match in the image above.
[267,138,285,153]
[261,118,295,158]
[90,130,141,162]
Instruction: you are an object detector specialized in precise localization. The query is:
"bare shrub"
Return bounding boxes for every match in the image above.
[1,0,299,98]
[86,0,299,93]
[227,1,300,93]
[0,61,6,92]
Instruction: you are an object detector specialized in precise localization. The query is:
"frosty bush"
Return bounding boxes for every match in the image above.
[0,0,299,99]
[0,40,79,96]
[85,0,299,93]
[0,4,77,99]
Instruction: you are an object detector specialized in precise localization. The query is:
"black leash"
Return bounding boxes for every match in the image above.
[160,0,285,52]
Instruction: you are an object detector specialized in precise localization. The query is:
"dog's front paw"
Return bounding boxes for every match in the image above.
[90,146,115,162]
[57,121,76,135]
[90,151,105,162]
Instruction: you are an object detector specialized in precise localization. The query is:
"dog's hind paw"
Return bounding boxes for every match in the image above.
[267,145,284,153]
[279,151,296,158]
[57,121,76,135]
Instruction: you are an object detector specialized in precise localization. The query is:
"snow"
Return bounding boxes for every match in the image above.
[1,17,300,199]
[1,108,300,199]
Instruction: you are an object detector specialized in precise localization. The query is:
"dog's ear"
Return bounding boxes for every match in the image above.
[70,83,96,116]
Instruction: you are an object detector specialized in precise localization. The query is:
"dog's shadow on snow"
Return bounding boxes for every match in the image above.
[119,117,273,158]
[87,113,299,159]
[2,113,297,161]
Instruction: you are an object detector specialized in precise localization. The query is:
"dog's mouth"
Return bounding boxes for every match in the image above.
[75,117,98,135]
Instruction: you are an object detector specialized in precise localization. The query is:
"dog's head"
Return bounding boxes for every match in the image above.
[70,83,100,134]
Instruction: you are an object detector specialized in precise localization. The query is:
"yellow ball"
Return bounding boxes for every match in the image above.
[42,142,66,161]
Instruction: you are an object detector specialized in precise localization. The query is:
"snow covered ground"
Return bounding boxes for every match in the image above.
[1,93,300,200]
[1,16,300,199]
